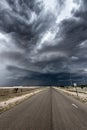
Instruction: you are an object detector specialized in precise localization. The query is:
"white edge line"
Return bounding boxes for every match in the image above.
[72,104,78,109]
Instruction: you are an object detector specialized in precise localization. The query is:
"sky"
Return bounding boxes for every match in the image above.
[0,0,87,86]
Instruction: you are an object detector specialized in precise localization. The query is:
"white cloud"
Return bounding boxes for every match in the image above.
[0,32,25,53]
[29,11,37,24]
[83,69,87,73]
[79,40,87,48]
[0,0,12,11]
[37,31,56,49]
[31,51,67,63]
[56,0,80,24]
[43,0,58,14]
[0,32,15,52]
[71,56,79,60]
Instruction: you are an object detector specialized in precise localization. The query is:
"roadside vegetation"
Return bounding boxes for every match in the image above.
[0,87,39,102]
[0,87,44,113]
[56,86,87,103]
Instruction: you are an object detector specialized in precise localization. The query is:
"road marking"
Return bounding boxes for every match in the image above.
[72,104,78,109]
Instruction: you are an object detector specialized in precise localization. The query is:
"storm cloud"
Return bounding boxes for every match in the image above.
[0,0,87,86]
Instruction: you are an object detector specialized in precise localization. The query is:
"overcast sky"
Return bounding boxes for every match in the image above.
[0,0,87,86]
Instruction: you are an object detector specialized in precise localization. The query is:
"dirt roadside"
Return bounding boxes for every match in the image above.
[54,87,87,104]
[0,88,45,113]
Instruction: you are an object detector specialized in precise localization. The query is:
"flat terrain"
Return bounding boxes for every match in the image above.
[56,87,87,103]
[0,87,87,130]
[0,87,40,101]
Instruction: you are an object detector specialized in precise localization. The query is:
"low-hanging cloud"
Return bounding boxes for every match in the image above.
[0,0,87,86]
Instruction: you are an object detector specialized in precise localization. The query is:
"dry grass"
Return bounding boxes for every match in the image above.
[57,87,87,103]
[0,87,43,114]
[0,87,39,102]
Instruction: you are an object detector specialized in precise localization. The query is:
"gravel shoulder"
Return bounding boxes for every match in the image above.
[54,87,87,104]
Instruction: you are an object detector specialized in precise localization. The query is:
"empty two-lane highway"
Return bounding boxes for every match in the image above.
[0,87,87,130]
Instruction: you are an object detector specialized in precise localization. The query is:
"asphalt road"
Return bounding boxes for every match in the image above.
[0,87,87,130]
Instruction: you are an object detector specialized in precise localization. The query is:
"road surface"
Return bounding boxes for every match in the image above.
[0,87,87,130]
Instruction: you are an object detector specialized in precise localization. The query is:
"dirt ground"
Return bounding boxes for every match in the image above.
[0,87,44,113]
[55,87,87,103]
[0,87,40,101]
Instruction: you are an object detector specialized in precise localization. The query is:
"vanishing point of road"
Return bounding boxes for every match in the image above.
[0,87,87,130]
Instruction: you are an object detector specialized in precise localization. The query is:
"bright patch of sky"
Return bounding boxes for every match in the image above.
[56,0,80,23]
[38,31,56,48]
[0,0,12,10]
[43,0,58,14]
[80,40,87,48]
[84,69,87,72]
[36,0,81,51]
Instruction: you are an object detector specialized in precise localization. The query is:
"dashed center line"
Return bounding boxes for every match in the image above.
[72,103,78,109]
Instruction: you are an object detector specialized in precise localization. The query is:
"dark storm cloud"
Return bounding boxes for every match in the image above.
[0,0,87,86]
